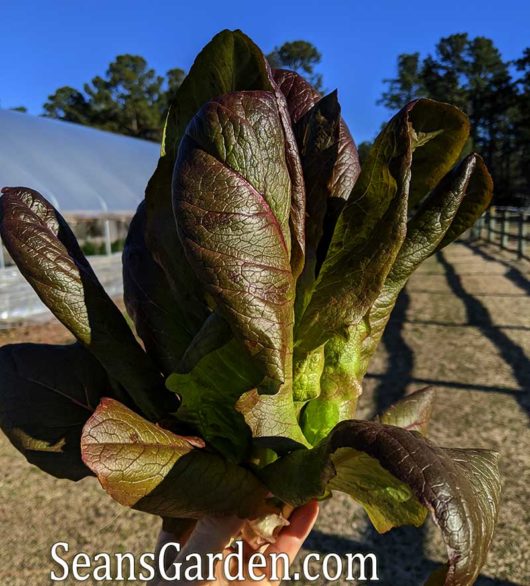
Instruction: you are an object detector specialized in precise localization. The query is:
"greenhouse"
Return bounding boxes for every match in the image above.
[0,109,159,323]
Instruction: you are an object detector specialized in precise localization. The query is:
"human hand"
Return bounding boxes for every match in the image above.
[150,501,319,585]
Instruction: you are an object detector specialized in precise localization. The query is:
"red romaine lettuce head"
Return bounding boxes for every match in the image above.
[0,29,497,586]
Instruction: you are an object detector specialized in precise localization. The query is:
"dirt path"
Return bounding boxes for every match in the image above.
[0,241,528,585]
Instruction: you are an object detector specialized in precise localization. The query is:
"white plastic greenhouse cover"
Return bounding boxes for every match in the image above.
[0,109,160,213]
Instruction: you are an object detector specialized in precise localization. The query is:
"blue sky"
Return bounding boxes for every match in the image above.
[1,0,528,143]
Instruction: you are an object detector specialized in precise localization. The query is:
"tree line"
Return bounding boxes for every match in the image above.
[379,33,530,206]
[10,34,529,205]
[41,41,322,143]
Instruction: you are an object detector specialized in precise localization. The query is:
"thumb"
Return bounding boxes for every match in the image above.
[152,516,244,586]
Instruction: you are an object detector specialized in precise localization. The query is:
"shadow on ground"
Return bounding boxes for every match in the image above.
[463,241,530,296]
[436,249,530,416]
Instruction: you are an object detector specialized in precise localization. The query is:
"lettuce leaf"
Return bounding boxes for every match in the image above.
[261,420,501,586]
[0,343,111,480]
[123,201,194,375]
[0,187,168,421]
[144,30,274,327]
[81,398,269,519]
[173,91,295,393]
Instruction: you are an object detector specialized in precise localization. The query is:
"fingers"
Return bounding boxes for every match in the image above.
[151,516,244,586]
[151,505,319,586]
[258,500,319,584]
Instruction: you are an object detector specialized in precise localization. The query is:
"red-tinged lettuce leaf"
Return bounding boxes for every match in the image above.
[0,343,111,480]
[436,155,493,250]
[295,99,468,356]
[292,92,354,320]
[261,421,501,586]
[0,187,167,421]
[144,156,209,334]
[81,398,269,519]
[173,91,295,392]
[329,421,501,586]
[259,425,427,529]
[123,201,195,375]
[295,91,342,252]
[144,30,274,322]
[274,68,360,204]
[163,31,274,160]
[293,103,412,354]
[268,74,306,279]
[274,68,360,292]
[273,69,322,123]
[377,387,435,435]
[421,449,501,586]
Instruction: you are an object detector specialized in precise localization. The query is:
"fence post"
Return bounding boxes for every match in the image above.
[518,212,526,260]
[104,218,112,256]
[486,209,492,243]
[500,209,508,250]
[0,236,5,270]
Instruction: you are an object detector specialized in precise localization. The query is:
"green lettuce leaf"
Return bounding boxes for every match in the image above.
[299,329,364,444]
[296,99,470,356]
[436,154,493,250]
[235,386,309,450]
[168,336,308,458]
[173,91,295,392]
[123,201,194,375]
[261,421,501,586]
[293,345,325,404]
[81,398,268,519]
[0,343,111,480]
[351,153,493,380]
[407,99,470,209]
[166,339,262,462]
[0,187,167,421]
